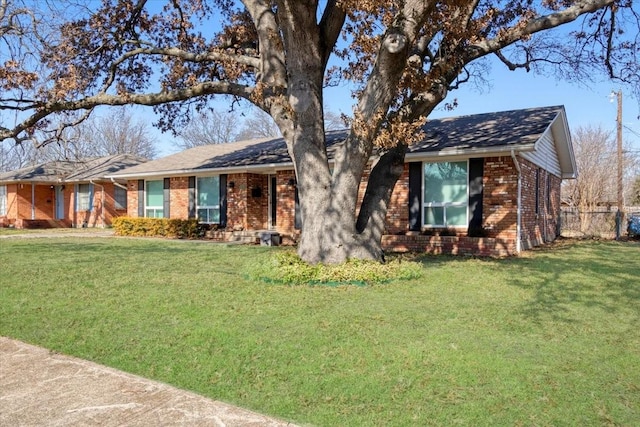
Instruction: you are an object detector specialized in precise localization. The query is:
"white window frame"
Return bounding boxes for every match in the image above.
[76,183,93,211]
[196,176,220,224]
[144,180,164,218]
[0,185,7,216]
[422,160,469,228]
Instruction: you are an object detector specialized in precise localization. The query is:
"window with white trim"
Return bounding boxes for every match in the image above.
[76,183,93,211]
[423,160,469,227]
[196,176,220,223]
[145,180,164,218]
[0,185,7,216]
[114,186,127,210]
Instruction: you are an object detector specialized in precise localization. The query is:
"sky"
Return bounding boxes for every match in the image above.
[150,63,639,157]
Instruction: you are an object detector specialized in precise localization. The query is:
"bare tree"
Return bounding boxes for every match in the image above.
[563,124,638,231]
[563,125,617,231]
[0,0,638,263]
[83,109,156,159]
[177,109,241,148]
[235,109,281,141]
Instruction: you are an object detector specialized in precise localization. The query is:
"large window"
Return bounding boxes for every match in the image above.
[145,180,164,218]
[197,176,220,223]
[423,161,468,227]
[114,186,127,210]
[0,185,6,216]
[76,183,93,211]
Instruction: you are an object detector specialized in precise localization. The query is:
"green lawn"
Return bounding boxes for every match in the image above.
[1,237,638,426]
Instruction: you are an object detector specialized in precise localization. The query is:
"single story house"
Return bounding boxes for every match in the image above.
[107,106,576,256]
[0,154,147,228]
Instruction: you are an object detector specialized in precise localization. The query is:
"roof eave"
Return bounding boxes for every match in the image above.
[105,161,296,179]
[404,144,536,161]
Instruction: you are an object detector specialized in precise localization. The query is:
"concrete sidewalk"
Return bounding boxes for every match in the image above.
[0,337,297,426]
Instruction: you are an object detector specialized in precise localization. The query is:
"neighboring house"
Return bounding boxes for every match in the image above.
[107,106,576,256]
[0,154,147,228]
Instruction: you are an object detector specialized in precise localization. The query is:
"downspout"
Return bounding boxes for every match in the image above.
[510,150,522,254]
[90,180,105,228]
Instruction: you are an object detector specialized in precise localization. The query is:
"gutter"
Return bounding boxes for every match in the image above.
[89,180,105,228]
[107,145,539,181]
[510,150,522,254]
[109,177,128,190]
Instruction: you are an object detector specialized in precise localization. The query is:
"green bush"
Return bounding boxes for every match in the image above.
[250,250,423,286]
[112,217,203,239]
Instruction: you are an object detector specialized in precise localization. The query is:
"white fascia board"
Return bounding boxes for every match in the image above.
[404,144,536,162]
[105,162,296,180]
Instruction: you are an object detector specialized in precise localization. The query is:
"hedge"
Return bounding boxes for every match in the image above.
[112,217,203,239]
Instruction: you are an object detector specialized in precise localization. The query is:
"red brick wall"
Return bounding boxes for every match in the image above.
[226,173,248,230]
[519,158,561,248]
[482,156,518,242]
[170,177,189,219]
[127,180,139,217]
[276,170,297,238]
[119,157,562,256]
[247,174,268,230]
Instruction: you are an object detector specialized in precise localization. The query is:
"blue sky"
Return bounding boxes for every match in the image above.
[152,64,639,157]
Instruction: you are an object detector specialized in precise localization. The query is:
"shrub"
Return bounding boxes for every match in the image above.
[250,250,423,286]
[112,217,203,239]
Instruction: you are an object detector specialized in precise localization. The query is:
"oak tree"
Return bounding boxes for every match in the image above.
[1,0,638,263]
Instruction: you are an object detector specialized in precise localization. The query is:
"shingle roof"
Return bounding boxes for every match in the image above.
[108,105,566,178]
[408,105,562,153]
[0,154,147,183]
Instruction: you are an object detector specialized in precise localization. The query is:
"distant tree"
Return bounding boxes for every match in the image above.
[631,175,640,205]
[563,125,616,232]
[1,0,637,263]
[177,109,240,148]
[84,109,156,159]
[562,125,638,231]
[236,109,281,141]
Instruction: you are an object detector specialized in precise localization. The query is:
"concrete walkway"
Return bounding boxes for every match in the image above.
[0,337,297,426]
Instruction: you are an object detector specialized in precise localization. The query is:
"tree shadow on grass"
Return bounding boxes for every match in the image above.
[502,240,640,324]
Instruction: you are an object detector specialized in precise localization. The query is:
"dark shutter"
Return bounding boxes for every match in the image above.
[294,187,301,230]
[468,158,484,230]
[219,174,227,227]
[408,162,422,231]
[137,180,144,217]
[163,178,170,218]
[188,176,196,219]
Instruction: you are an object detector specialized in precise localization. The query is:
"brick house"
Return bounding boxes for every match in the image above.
[107,106,576,256]
[0,154,146,228]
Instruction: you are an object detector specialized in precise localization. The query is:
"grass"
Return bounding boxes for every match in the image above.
[1,236,639,426]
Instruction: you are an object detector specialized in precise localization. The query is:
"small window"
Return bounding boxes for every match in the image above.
[0,185,7,216]
[196,176,220,223]
[423,161,468,227]
[76,184,93,211]
[114,186,127,210]
[535,169,541,215]
[145,180,164,218]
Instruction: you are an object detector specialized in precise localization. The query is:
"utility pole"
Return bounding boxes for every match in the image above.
[615,90,624,239]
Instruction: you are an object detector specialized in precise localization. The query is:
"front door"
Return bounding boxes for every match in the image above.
[55,185,65,220]
[269,175,277,229]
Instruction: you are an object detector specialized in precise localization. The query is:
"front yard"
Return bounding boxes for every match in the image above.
[0,236,638,426]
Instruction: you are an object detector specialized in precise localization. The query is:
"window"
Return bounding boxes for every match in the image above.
[145,180,164,218]
[0,185,6,216]
[423,161,468,227]
[196,176,220,223]
[76,184,93,211]
[114,186,127,210]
